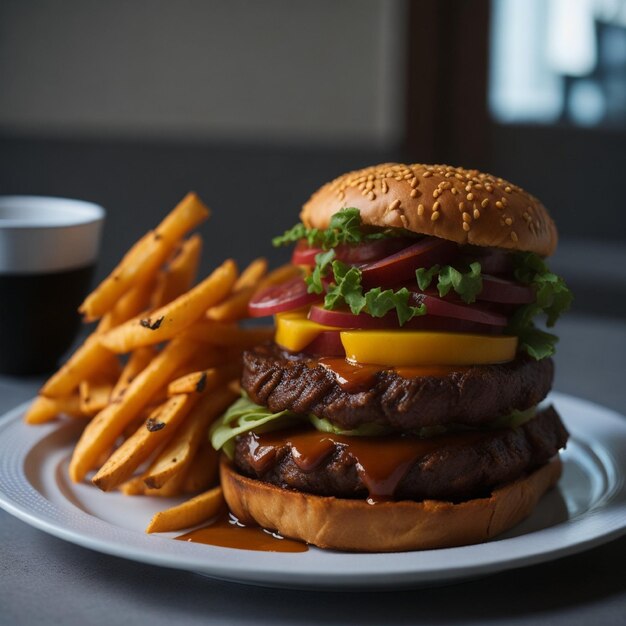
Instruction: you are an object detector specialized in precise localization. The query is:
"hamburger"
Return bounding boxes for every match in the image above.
[211,163,572,552]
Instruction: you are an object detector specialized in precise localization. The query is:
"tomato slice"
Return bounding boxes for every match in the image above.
[292,238,413,267]
[248,276,320,317]
[301,331,345,357]
[412,293,508,327]
[479,275,535,304]
[309,303,505,333]
[411,274,534,306]
[360,238,458,289]
[464,248,513,276]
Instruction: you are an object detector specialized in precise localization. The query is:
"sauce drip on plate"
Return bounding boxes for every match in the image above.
[176,510,308,553]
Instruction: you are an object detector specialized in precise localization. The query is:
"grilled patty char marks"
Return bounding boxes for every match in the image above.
[234,406,568,502]
[242,344,554,430]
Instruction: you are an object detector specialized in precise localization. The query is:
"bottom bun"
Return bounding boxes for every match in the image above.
[220,456,562,552]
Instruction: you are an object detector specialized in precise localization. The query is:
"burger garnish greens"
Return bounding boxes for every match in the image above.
[212,163,572,552]
[271,207,571,359]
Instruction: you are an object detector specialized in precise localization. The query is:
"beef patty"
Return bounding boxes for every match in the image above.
[242,344,554,430]
[234,406,568,502]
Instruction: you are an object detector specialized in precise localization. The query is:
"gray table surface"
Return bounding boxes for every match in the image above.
[1,312,625,626]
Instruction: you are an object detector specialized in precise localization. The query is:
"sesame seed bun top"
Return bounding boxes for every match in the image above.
[300,163,558,257]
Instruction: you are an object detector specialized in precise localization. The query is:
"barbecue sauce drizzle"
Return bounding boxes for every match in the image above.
[246,427,487,503]
[318,357,468,392]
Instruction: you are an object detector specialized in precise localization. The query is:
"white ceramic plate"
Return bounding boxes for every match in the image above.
[0,392,624,590]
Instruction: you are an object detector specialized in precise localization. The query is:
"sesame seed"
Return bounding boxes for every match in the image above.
[423,171,432,178]
[431,211,440,221]
[451,188,459,195]
[458,202,465,211]
[473,209,481,219]
[467,193,474,201]
[389,199,401,211]
[409,177,417,188]
[433,189,440,198]
[504,217,513,226]
[481,198,489,208]
[417,204,424,216]
[501,197,508,206]
[510,231,518,242]
[495,201,503,209]
[505,186,512,193]
[381,180,388,194]
[368,191,375,201]
[410,189,418,198]
[462,222,470,232]
[433,201,441,211]
[462,212,471,222]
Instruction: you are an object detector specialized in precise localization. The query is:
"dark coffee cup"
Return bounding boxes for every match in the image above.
[0,196,105,375]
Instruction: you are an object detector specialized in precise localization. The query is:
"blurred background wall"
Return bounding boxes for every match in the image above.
[1,0,625,315]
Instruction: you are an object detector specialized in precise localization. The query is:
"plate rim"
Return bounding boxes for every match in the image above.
[0,392,625,590]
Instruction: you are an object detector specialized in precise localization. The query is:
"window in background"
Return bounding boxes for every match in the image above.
[490,0,626,127]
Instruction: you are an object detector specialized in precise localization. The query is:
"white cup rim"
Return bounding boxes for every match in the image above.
[0,195,105,229]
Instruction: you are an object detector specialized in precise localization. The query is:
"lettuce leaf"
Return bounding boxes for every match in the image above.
[436,262,483,304]
[305,249,335,294]
[273,208,398,250]
[509,253,573,359]
[323,261,425,325]
[210,396,298,459]
[211,395,539,457]
[308,414,391,436]
[415,262,482,304]
[210,395,392,456]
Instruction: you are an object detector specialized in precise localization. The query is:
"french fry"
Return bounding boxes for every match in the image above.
[143,386,237,489]
[183,321,274,348]
[235,258,268,290]
[151,234,203,308]
[111,346,157,401]
[144,468,188,497]
[97,276,158,333]
[171,346,222,375]
[40,336,118,398]
[92,394,194,491]
[79,379,114,415]
[146,485,224,533]
[24,394,84,424]
[205,286,255,321]
[80,193,210,320]
[182,441,219,494]
[205,257,267,321]
[99,259,238,353]
[167,363,241,396]
[69,337,198,482]
[119,475,146,496]
[257,263,301,289]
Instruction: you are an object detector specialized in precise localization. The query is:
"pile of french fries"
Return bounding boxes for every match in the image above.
[25,192,297,534]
